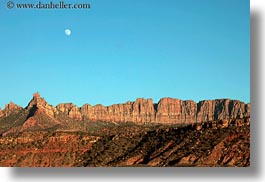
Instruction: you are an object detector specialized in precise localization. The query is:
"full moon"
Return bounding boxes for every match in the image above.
[65,29,71,36]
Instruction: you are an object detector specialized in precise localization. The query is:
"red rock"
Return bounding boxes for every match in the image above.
[80,99,155,123]
[245,103,251,117]
[56,103,82,121]
[0,93,251,125]
[2,102,23,117]
[21,117,37,130]
[178,154,197,165]
[132,98,155,123]
[80,104,94,119]
[155,98,197,124]
[196,100,215,122]
[180,100,197,124]
[156,98,181,124]
[0,108,3,118]
[108,101,135,122]
[4,102,22,111]
[69,106,82,121]
[56,98,251,124]
[220,119,229,128]
[125,154,144,165]
[196,99,251,123]
[27,92,58,117]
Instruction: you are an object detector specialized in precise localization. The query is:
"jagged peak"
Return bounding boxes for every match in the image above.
[1,93,250,124]
[0,102,23,118]
[26,92,48,109]
[4,102,22,111]
[25,93,57,118]
[0,108,3,118]
[33,92,41,99]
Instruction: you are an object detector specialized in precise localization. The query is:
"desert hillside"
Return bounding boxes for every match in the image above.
[0,93,250,167]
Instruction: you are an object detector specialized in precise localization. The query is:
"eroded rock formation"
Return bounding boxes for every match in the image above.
[2,102,23,117]
[0,108,3,118]
[26,92,58,117]
[56,103,82,121]
[1,93,251,125]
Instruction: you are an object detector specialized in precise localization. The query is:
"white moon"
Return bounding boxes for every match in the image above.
[65,29,71,36]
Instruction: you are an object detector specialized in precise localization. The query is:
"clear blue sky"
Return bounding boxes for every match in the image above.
[0,0,250,108]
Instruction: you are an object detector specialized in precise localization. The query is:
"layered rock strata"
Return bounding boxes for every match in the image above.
[26,92,58,117]
[0,93,251,125]
[0,109,3,118]
[62,97,250,124]
[0,102,23,117]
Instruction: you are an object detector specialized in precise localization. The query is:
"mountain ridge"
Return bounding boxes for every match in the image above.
[0,93,251,167]
[0,93,250,125]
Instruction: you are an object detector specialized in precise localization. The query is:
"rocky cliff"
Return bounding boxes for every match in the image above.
[59,97,250,124]
[0,93,251,167]
[0,109,3,118]
[57,103,83,121]
[0,93,250,125]
[1,102,23,117]
[26,92,58,118]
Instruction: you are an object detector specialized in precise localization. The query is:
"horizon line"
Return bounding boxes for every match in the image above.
[0,92,250,110]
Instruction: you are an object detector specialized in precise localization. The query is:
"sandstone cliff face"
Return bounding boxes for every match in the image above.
[0,109,3,118]
[80,99,155,123]
[196,99,250,123]
[56,103,82,121]
[3,93,250,125]
[26,92,58,117]
[155,98,197,124]
[79,98,250,124]
[2,102,23,117]
[132,98,155,123]
[4,102,23,111]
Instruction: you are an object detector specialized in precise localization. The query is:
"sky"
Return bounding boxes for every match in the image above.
[0,0,250,108]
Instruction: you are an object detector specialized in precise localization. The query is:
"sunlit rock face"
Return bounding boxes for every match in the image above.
[1,92,251,125]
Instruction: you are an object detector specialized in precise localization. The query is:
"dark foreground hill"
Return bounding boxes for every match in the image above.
[0,117,250,167]
[76,117,250,167]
